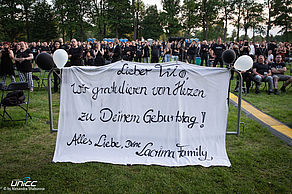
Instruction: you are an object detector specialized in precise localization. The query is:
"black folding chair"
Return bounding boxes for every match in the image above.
[32,68,41,90]
[1,82,32,124]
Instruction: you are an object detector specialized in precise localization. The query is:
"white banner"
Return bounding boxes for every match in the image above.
[53,61,231,167]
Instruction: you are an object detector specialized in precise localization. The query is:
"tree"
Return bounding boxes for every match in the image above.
[241,0,265,40]
[266,0,272,41]
[201,0,222,40]
[105,0,133,38]
[19,0,35,42]
[90,0,106,40]
[181,0,201,38]
[271,0,292,41]
[0,0,24,41]
[161,0,181,37]
[220,0,234,42]
[53,0,91,41]
[30,1,57,42]
[54,0,67,40]
[249,2,265,42]
[140,5,163,39]
[231,0,243,42]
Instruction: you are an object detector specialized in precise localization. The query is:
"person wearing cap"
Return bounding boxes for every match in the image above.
[0,42,15,85]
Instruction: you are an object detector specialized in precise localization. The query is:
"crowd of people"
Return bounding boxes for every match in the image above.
[0,37,291,94]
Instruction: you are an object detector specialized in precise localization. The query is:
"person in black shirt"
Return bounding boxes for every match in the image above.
[107,42,114,62]
[40,42,50,54]
[68,39,83,66]
[252,55,273,94]
[171,41,180,62]
[112,39,121,63]
[151,41,160,63]
[199,40,209,66]
[51,41,62,93]
[94,42,105,66]
[0,42,15,85]
[135,41,143,62]
[58,38,69,51]
[211,37,226,67]
[130,41,136,62]
[232,42,240,59]
[271,55,292,93]
[184,39,191,62]
[83,44,95,66]
[240,40,250,56]
[268,41,278,58]
[142,41,150,63]
[15,42,34,91]
[122,42,132,61]
[30,42,39,62]
[187,41,196,64]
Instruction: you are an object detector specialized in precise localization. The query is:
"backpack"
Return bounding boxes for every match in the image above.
[1,90,25,106]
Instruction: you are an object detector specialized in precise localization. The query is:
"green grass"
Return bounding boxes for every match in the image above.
[230,64,292,128]
[0,74,291,193]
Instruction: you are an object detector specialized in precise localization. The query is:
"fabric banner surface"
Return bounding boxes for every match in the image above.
[53,61,231,167]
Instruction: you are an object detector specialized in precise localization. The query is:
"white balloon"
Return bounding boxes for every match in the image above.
[234,55,253,71]
[53,49,68,68]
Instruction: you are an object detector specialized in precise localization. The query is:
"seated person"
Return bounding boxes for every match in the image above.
[271,55,292,94]
[234,68,253,93]
[267,50,274,64]
[252,55,273,94]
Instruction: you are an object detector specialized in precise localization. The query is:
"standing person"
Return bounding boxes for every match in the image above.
[211,37,226,67]
[135,41,143,62]
[257,42,268,59]
[51,41,62,93]
[199,40,209,66]
[30,42,39,65]
[184,39,191,62]
[122,42,132,61]
[160,42,165,63]
[15,42,34,91]
[0,42,15,85]
[68,39,83,66]
[249,41,255,60]
[151,41,160,63]
[252,55,273,94]
[59,38,69,51]
[164,43,172,62]
[142,41,150,63]
[112,39,121,63]
[276,42,287,62]
[83,44,95,66]
[268,40,278,58]
[107,42,114,63]
[232,42,240,59]
[171,41,180,62]
[130,41,136,62]
[240,40,250,56]
[40,42,50,53]
[267,50,274,64]
[187,41,196,64]
[94,42,105,66]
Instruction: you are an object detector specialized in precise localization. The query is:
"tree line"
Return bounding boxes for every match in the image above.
[0,0,291,43]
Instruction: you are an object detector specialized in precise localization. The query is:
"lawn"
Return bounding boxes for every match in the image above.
[0,70,291,193]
